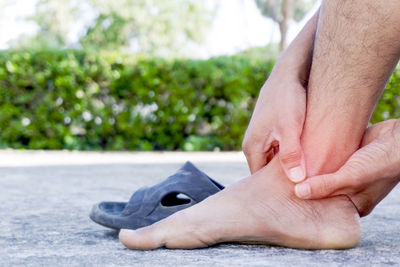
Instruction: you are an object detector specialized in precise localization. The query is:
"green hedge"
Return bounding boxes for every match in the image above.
[371,67,400,123]
[0,50,273,150]
[0,50,398,150]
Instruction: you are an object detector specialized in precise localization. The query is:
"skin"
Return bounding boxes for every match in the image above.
[242,10,318,182]
[119,156,361,250]
[296,119,400,217]
[300,0,400,178]
[118,0,400,250]
[296,0,400,214]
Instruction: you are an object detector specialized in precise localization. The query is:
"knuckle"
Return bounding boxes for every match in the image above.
[241,140,248,152]
[242,132,271,155]
[280,150,302,166]
[241,140,252,155]
[342,162,366,188]
[349,173,362,188]
[241,135,251,152]
[318,176,334,196]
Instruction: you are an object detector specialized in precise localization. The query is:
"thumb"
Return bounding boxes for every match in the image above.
[294,167,355,199]
[279,134,306,183]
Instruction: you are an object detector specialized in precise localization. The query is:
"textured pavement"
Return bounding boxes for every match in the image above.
[1,151,400,266]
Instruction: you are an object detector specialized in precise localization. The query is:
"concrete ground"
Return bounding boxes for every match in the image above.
[1,150,400,267]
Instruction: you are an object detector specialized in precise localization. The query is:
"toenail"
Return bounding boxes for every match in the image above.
[288,166,305,182]
[295,183,311,199]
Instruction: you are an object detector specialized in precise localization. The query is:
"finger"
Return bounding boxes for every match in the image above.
[362,119,397,146]
[242,134,273,174]
[245,152,268,174]
[278,134,305,183]
[294,170,352,199]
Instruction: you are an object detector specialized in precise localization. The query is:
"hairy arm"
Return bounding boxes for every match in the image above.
[300,0,400,178]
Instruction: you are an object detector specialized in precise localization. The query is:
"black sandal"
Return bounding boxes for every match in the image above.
[89,161,224,230]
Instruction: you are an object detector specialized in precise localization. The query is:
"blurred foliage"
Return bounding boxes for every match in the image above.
[0,50,274,151]
[255,0,317,50]
[371,67,400,123]
[236,44,280,61]
[13,0,214,57]
[0,50,398,151]
[255,0,316,23]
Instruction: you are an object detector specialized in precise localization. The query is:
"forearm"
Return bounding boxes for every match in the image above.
[301,0,400,176]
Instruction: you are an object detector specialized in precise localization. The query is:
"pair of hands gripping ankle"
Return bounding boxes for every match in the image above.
[243,13,400,217]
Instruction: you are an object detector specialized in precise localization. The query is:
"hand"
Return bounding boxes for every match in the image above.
[242,65,307,182]
[242,11,319,181]
[295,119,400,216]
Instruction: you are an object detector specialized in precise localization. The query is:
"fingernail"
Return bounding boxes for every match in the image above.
[288,166,305,182]
[295,183,311,199]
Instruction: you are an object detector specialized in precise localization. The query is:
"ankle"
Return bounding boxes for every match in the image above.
[302,140,356,176]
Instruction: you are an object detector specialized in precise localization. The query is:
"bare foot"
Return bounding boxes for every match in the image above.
[119,156,361,250]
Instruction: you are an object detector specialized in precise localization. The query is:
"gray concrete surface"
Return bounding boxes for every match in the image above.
[1,151,400,266]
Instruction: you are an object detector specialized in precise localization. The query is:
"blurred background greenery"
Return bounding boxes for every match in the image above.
[0,0,398,151]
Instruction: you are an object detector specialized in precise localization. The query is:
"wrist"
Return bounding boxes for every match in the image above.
[274,55,311,85]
